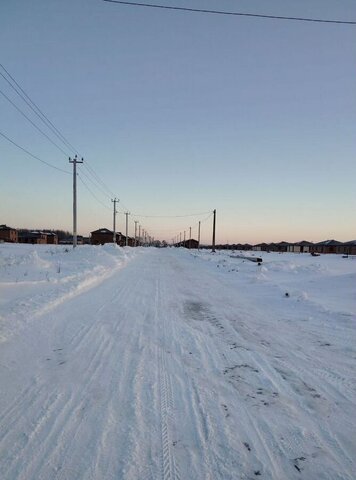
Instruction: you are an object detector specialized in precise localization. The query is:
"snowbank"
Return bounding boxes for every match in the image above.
[0,243,142,341]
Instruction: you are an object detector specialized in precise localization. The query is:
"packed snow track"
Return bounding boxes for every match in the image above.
[0,246,355,479]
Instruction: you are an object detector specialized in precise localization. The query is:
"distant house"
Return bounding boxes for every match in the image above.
[127,237,136,247]
[267,241,289,253]
[0,224,18,243]
[44,232,58,244]
[58,235,84,245]
[91,228,113,245]
[91,228,125,246]
[287,241,314,253]
[176,239,199,249]
[276,241,289,252]
[253,243,269,252]
[341,240,356,255]
[19,231,47,244]
[312,240,342,254]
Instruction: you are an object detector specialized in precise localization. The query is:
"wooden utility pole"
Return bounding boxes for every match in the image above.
[212,209,216,253]
[138,225,141,246]
[112,198,119,244]
[189,226,191,249]
[134,221,138,246]
[125,212,130,246]
[198,221,201,249]
[69,155,83,248]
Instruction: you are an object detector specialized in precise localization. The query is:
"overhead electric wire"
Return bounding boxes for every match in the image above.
[172,211,213,244]
[0,64,120,201]
[131,210,211,218]
[0,130,71,174]
[80,167,113,200]
[0,65,213,237]
[102,0,356,25]
[82,162,119,199]
[0,88,70,157]
[0,66,79,156]
[78,174,112,210]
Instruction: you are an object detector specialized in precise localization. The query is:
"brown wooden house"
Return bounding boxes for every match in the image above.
[311,240,342,254]
[287,241,314,253]
[0,224,18,243]
[19,231,47,244]
[44,232,58,244]
[91,228,126,246]
[175,239,199,249]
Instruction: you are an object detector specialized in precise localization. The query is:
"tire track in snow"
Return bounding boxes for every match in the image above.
[49,274,148,480]
[0,268,137,469]
[191,297,355,479]
[3,332,113,480]
[159,352,181,480]
[155,273,181,480]
[181,296,291,478]
[0,269,143,479]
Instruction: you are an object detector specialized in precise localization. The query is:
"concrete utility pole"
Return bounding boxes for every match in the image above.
[198,221,201,249]
[212,209,216,253]
[134,221,138,246]
[69,155,83,248]
[125,212,130,246]
[112,198,119,244]
[189,226,192,249]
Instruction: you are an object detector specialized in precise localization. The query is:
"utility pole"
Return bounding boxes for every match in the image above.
[184,230,186,247]
[189,226,192,249]
[69,155,83,248]
[138,225,141,246]
[134,221,138,247]
[198,221,201,249]
[212,209,216,253]
[125,212,130,246]
[112,198,119,244]
[180,232,182,246]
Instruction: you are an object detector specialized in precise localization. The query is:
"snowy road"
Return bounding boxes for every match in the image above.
[0,247,355,479]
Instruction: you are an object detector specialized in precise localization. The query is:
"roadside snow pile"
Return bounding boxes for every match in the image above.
[0,243,142,341]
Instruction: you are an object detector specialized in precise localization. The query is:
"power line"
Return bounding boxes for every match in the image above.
[80,167,113,200]
[0,64,120,201]
[172,211,213,245]
[131,211,211,218]
[0,65,79,155]
[83,162,119,199]
[0,88,70,157]
[0,130,71,174]
[78,174,112,210]
[102,1,356,25]
[0,64,215,233]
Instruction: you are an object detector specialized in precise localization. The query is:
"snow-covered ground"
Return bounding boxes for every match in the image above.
[0,244,355,479]
[0,243,140,342]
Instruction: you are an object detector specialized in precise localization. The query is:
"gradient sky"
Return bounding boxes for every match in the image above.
[1,0,355,244]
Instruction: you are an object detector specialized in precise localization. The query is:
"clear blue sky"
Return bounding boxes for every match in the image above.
[1,0,355,244]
